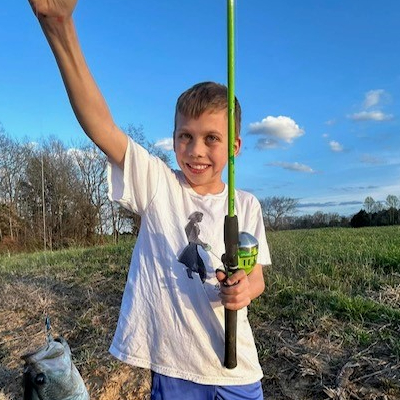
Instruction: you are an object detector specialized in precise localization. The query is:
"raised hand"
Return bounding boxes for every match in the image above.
[28,0,78,19]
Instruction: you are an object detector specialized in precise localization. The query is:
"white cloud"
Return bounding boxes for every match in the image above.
[267,161,315,173]
[322,133,329,138]
[249,116,304,145]
[363,89,383,109]
[348,89,393,122]
[154,138,174,151]
[329,140,344,152]
[348,111,393,122]
[363,89,386,109]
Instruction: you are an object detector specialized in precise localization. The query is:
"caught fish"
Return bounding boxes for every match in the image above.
[22,336,90,400]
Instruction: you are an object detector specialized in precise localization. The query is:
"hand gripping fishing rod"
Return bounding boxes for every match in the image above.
[223,0,239,369]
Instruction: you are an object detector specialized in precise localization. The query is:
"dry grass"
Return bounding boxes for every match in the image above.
[0,251,150,400]
[255,319,400,399]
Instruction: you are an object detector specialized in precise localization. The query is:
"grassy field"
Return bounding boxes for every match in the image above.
[1,226,399,399]
[255,226,400,399]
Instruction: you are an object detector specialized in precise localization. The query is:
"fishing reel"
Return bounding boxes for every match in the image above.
[237,232,259,274]
[221,230,258,276]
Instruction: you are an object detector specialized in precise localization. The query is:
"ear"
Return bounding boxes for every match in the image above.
[234,137,242,156]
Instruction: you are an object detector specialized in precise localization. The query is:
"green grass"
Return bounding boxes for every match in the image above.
[0,240,134,277]
[252,226,400,354]
[2,226,400,399]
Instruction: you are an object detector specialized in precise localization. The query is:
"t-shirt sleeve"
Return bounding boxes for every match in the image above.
[107,137,164,215]
[251,197,272,267]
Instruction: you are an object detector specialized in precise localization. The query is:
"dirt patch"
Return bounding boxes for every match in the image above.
[97,366,151,400]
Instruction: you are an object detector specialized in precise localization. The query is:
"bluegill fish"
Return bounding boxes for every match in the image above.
[22,336,89,400]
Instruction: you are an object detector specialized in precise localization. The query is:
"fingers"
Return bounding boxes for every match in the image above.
[216,269,227,283]
[217,269,251,310]
[224,269,246,286]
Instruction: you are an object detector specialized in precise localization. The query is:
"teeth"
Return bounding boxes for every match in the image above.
[189,164,208,170]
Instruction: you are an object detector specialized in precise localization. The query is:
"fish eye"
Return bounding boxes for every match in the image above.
[34,373,47,385]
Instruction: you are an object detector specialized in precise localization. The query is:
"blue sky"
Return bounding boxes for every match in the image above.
[1,1,399,216]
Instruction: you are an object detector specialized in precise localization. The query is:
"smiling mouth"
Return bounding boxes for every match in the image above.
[186,163,210,173]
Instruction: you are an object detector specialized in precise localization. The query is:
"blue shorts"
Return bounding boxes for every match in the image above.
[150,372,263,400]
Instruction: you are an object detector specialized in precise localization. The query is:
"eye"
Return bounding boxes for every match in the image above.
[34,373,47,385]
[206,135,220,144]
[178,132,192,142]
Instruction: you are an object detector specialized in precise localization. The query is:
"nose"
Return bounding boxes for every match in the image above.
[188,138,205,158]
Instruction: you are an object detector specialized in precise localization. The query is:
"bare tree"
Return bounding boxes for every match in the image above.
[386,194,399,209]
[312,211,327,228]
[20,138,86,249]
[386,194,399,225]
[259,196,298,231]
[70,143,108,239]
[363,196,375,213]
[0,128,25,241]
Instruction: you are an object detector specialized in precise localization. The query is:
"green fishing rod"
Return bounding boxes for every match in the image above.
[223,0,239,369]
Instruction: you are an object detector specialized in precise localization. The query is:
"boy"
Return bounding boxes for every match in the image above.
[28,1,271,399]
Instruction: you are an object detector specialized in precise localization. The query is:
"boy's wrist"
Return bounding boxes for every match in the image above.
[38,16,77,47]
[38,13,74,33]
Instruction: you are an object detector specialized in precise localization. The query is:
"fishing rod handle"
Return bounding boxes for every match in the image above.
[224,308,237,368]
[223,214,239,368]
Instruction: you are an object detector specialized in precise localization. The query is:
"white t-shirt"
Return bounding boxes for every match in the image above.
[107,138,271,385]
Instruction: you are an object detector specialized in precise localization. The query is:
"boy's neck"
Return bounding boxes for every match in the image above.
[188,180,226,196]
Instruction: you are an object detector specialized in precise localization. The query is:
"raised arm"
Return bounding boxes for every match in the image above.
[28,0,128,167]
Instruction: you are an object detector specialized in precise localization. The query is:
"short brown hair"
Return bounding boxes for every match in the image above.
[174,82,241,138]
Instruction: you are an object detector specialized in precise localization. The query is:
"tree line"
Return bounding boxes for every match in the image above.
[350,196,400,228]
[259,196,351,231]
[0,124,170,254]
[259,195,400,231]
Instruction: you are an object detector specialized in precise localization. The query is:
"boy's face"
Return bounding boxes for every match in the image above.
[173,109,241,195]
